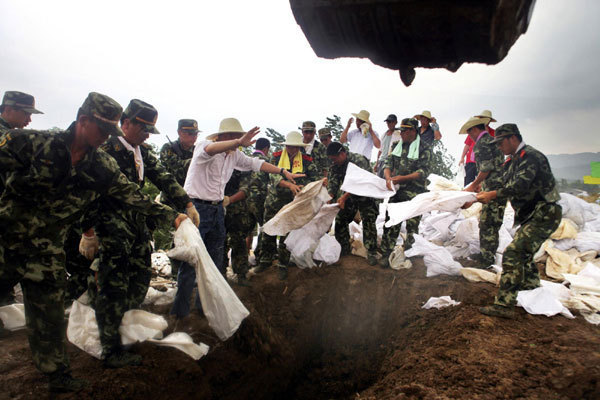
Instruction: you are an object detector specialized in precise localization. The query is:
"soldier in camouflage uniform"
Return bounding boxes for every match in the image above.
[87,100,198,368]
[381,118,432,268]
[460,117,506,269]
[245,138,271,262]
[327,142,379,265]
[0,91,44,305]
[477,124,561,318]
[257,131,322,280]
[160,119,199,278]
[301,121,329,177]
[0,92,186,392]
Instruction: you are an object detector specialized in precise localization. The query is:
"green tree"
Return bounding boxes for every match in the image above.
[324,115,344,141]
[429,140,456,180]
[265,128,285,152]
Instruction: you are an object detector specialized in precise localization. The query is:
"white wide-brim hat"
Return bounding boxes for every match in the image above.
[206,117,245,141]
[282,131,308,147]
[474,109,497,123]
[351,109,371,124]
[414,110,433,120]
[459,116,490,134]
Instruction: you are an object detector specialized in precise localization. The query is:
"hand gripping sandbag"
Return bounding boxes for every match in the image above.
[168,219,250,340]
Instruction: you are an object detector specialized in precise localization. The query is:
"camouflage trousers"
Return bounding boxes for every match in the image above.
[64,225,93,303]
[495,202,562,307]
[92,218,152,355]
[335,196,378,256]
[0,242,70,375]
[479,199,507,266]
[257,193,292,268]
[225,204,257,276]
[381,192,421,256]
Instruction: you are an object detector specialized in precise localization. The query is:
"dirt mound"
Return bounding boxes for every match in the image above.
[1,256,599,400]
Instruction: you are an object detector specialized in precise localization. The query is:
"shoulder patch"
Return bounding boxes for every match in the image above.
[519,150,526,158]
[0,132,11,148]
[302,154,313,162]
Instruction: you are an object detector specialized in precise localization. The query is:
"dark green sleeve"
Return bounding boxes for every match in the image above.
[160,143,191,177]
[328,165,342,200]
[144,149,190,210]
[475,137,500,173]
[0,131,33,171]
[496,155,539,200]
[415,145,432,179]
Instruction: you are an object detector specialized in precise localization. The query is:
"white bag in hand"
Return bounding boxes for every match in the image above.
[168,219,250,341]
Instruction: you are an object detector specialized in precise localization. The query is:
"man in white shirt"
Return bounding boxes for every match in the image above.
[340,109,381,161]
[171,118,301,320]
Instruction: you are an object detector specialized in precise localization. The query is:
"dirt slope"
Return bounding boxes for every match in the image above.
[1,256,598,400]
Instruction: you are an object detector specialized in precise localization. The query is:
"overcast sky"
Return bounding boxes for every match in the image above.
[1,0,599,161]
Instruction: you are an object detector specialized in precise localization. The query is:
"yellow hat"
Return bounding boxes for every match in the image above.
[282,131,309,147]
[459,117,489,134]
[351,109,371,124]
[414,110,433,120]
[474,110,496,123]
[206,118,245,141]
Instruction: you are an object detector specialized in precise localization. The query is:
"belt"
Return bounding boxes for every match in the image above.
[193,198,223,206]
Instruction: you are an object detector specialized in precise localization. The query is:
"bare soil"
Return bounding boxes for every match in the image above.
[1,256,599,400]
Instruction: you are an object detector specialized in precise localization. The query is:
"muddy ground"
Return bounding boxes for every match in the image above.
[1,256,599,400]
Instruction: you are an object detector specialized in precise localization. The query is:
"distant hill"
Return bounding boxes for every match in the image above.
[546,152,600,181]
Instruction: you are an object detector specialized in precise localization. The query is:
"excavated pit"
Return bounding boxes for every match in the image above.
[1,256,599,399]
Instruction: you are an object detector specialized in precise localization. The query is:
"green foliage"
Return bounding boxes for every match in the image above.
[429,140,456,180]
[265,128,285,153]
[324,115,344,141]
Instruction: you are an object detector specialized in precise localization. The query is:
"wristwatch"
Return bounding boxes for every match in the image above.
[279,167,286,176]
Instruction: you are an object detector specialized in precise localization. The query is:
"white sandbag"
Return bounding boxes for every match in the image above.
[578,262,600,281]
[168,219,249,341]
[151,251,172,276]
[389,246,412,270]
[405,235,463,277]
[553,231,600,253]
[313,234,342,264]
[148,332,209,360]
[516,287,575,318]
[0,303,25,330]
[427,174,463,191]
[263,179,331,236]
[558,193,600,230]
[340,162,396,199]
[422,296,461,309]
[455,165,465,188]
[290,248,317,269]
[460,268,500,284]
[545,246,596,280]
[540,280,572,301]
[67,299,209,360]
[446,216,480,258]
[461,201,482,219]
[420,211,462,243]
[385,191,477,227]
[143,287,176,306]
[284,204,340,268]
[119,310,167,345]
[562,273,600,296]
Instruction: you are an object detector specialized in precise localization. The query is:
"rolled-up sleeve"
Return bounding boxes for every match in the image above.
[234,150,264,172]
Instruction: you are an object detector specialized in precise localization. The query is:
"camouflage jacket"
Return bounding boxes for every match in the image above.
[0,125,177,253]
[159,139,194,187]
[303,140,329,176]
[96,136,190,223]
[384,139,432,195]
[328,152,371,201]
[268,151,322,202]
[242,151,270,218]
[496,144,560,225]
[473,132,504,191]
[0,117,10,134]
[224,169,253,214]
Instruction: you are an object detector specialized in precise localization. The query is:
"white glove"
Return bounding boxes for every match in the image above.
[223,195,231,208]
[79,233,99,260]
[186,205,200,227]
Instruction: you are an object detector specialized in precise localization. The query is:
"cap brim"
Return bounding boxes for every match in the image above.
[97,121,123,137]
[282,142,309,147]
[490,135,509,144]
[22,107,43,114]
[206,131,244,141]
[476,115,497,122]
[143,124,160,135]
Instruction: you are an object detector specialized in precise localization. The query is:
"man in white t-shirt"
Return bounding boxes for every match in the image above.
[340,109,381,161]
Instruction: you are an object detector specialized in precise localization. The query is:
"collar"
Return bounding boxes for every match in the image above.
[475,130,488,143]
[513,141,526,155]
[253,149,265,156]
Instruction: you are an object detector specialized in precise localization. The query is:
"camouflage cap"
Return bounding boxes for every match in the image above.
[490,123,520,143]
[301,121,316,132]
[122,99,160,134]
[399,117,419,131]
[1,91,43,114]
[318,127,332,139]
[79,92,123,137]
[178,119,201,133]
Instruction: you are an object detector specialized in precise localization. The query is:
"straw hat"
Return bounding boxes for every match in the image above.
[351,109,371,124]
[414,110,433,120]
[459,117,489,134]
[474,110,497,123]
[206,117,245,141]
[282,131,308,147]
